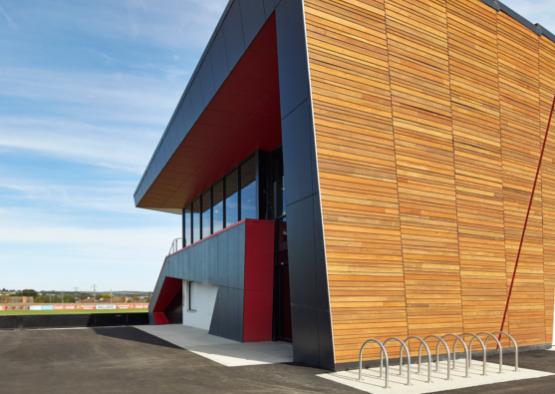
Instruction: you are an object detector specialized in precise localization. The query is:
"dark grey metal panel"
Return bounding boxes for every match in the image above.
[286,196,318,307]
[149,222,247,341]
[198,57,216,108]
[281,99,316,205]
[275,0,335,370]
[263,0,281,17]
[210,286,244,341]
[481,0,500,10]
[275,0,311,117]
[209,30,230,90]
[188,76,205,120]
[223,1,246,71]
[239,0,266,48]
[537,24,555,43]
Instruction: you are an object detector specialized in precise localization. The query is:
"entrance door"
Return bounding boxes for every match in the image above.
[274,221,292,341]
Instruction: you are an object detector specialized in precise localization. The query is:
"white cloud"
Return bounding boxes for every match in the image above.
[0,67,182,126]
[0,4,17,30]
[0,176,137,214]
[0,116,158,173]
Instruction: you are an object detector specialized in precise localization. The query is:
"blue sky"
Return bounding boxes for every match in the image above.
[0,0,553,292]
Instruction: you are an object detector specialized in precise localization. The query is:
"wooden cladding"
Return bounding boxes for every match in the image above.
[304,0,555,364]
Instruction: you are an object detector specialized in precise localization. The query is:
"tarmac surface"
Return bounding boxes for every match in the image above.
[1,326,555,393]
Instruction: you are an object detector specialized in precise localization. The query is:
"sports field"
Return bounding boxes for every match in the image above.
[0,309,148,316]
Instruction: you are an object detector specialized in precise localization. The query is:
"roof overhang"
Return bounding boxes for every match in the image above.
[135,16,281,213]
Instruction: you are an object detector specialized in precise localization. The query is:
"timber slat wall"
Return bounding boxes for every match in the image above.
[541,35,555,344]
[304,0,555,364]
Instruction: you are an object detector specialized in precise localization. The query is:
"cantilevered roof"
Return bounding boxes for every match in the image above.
[134,0,555,213]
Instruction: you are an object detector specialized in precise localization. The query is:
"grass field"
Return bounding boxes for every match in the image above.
[0,309,148,316]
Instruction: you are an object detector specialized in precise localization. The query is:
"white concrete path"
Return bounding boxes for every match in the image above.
[136,324,293,367]
[318,361,552,394]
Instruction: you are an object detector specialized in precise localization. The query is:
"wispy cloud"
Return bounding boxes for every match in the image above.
[0,4,17,30]
[0,0,227,291]
[0,116,158,173]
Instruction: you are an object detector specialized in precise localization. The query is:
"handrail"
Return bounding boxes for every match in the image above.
[382,338,411,385]
[477,332,503,373]
[462,333,487,375]
[442,333,469,377]
[358,338,389,388]
[167,238,183,256]
[421,335,451,380]
[406,336,432,383]
[491,331,519,371]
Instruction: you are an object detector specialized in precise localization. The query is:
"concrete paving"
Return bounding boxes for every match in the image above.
[137,324,293,367]
[1,327,555,393]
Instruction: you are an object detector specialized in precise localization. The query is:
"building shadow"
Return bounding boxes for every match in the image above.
[93,326,180,349]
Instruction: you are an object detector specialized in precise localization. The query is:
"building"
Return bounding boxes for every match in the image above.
[135,0,555,370]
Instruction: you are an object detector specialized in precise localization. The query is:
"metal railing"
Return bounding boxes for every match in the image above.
[167,238,183,256]
[358,331,519,387]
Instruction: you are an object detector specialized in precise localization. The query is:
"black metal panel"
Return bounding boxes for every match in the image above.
[198,57,216,109]
[263,0,281,18]
[289,304,320,366]
[481,0,500,10]
[239,0,266,48]
[223,0,246,71]
[210,287,244,341]
[280,99,316,205]
[286,196,318,307]
[210,30,230,90]
[188,76,205,123]
[276,0,335,370]
[275,0,311,118]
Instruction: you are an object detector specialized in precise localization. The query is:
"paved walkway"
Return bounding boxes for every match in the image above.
[137,324,293,367]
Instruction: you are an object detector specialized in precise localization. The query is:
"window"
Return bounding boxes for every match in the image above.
[225,169,239,226]
[202,190,212,238]
[240,156,258,220]
[213,180,224,233]
[192,198,201,243]
[183,205,191,246]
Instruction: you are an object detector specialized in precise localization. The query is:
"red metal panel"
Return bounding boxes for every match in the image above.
[138,16,281,210]
[152,277,182,325]
[243,220,275,341]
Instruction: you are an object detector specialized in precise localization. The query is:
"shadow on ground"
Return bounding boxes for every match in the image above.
[93,326,180,349]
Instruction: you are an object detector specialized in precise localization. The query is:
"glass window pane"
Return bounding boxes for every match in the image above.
[213,180,224,233]
[225,169,239,226]
[241,156,257,220]
[192,198,201,243]
[202,190,211,238]
[183,205,191,246]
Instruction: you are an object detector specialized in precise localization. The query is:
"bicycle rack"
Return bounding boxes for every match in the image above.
[422,335,451,380]
[478,332,503,373]
[383,337,411,385]
[357,331,519,388]
[462,333,487,375]
[406,336,432,383]
[358,338,389,388]
[442,333,470,377]
[492,331,519,371]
